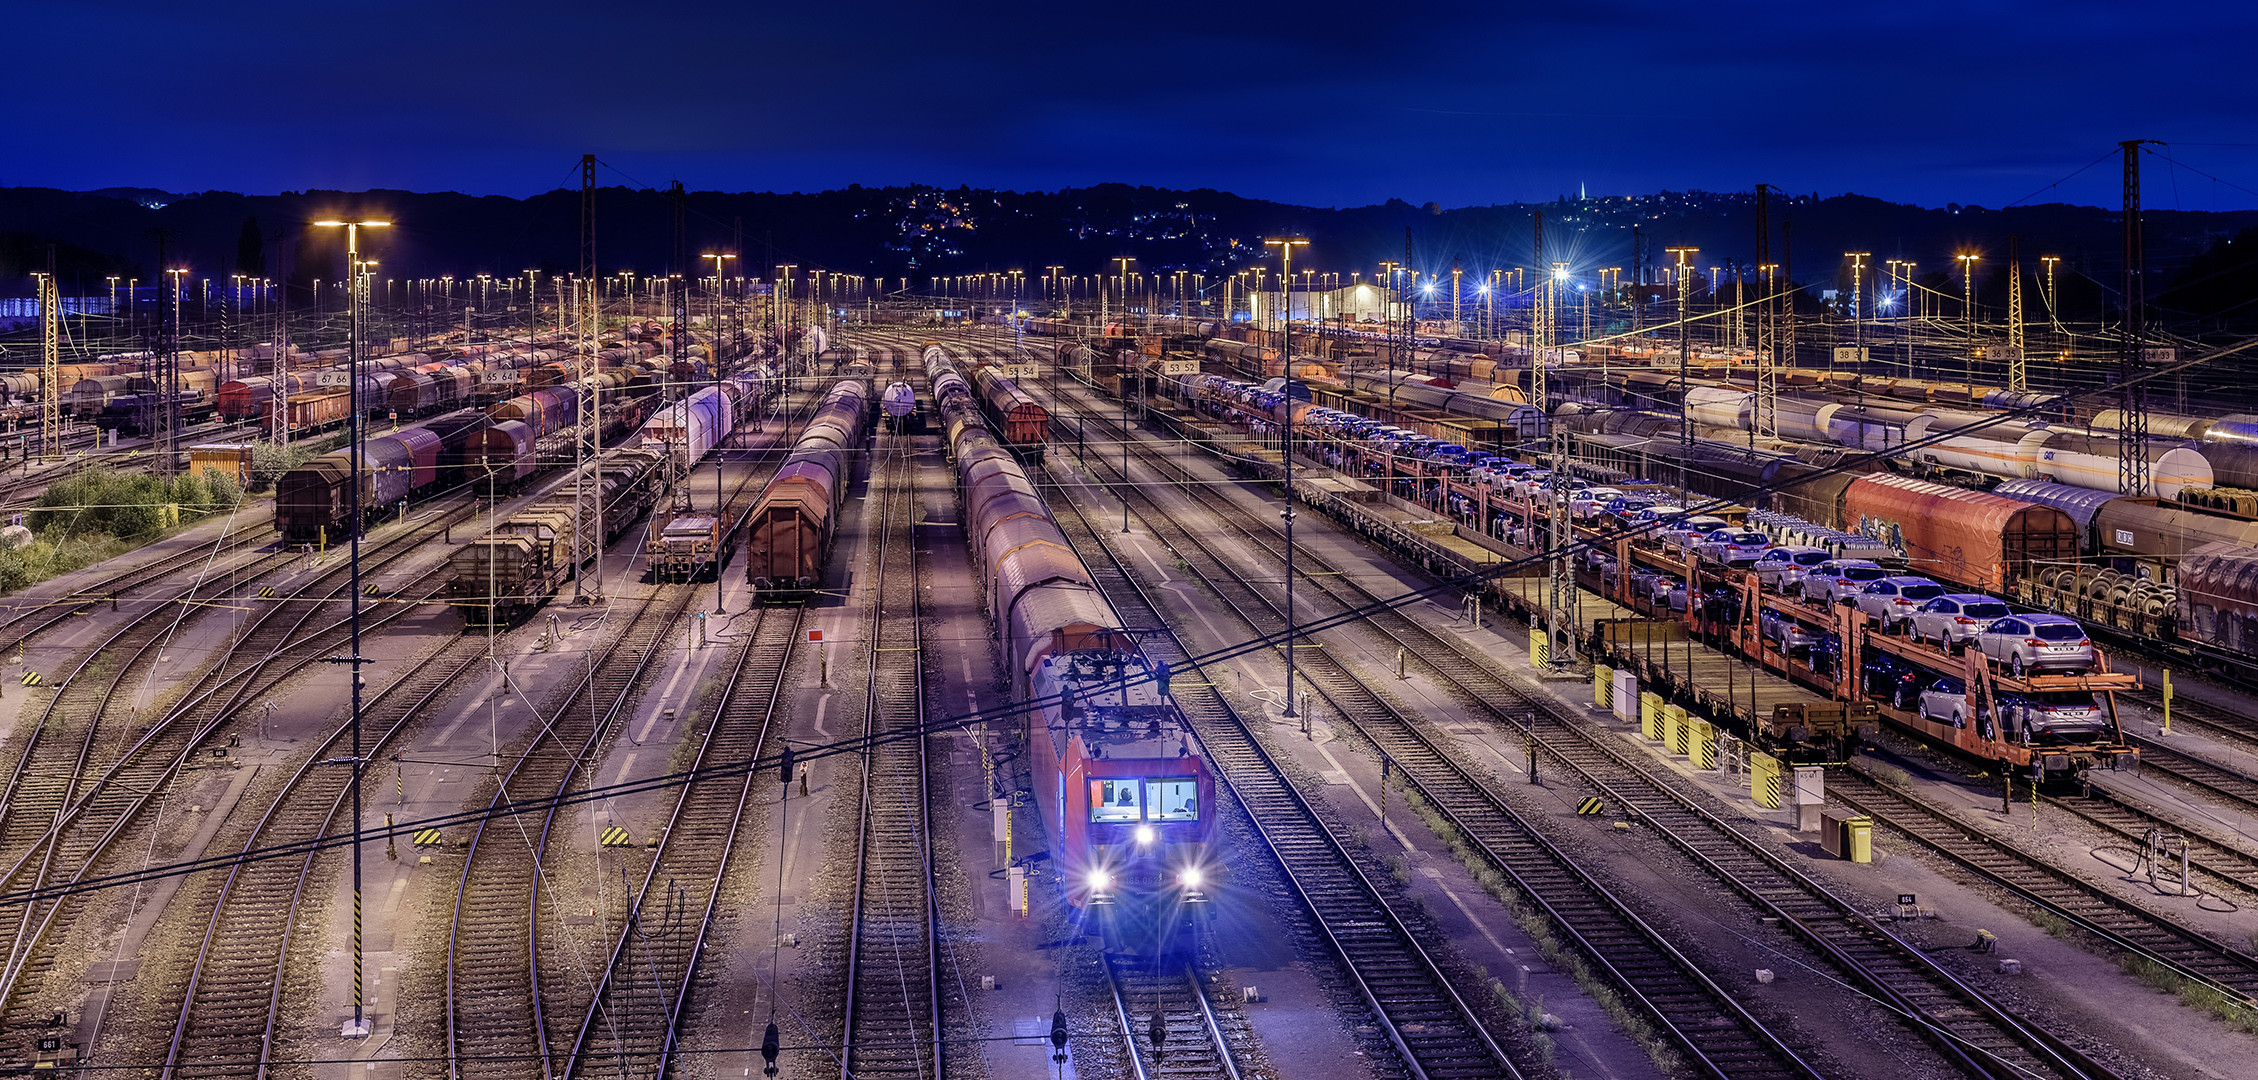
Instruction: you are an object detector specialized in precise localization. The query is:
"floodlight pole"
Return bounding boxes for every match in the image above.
[1267,238,1308,718]
[314,216,388,1039]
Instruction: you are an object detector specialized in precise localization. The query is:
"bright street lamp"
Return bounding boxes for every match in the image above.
[309,215,389,1041]
[1263,237,1309,720]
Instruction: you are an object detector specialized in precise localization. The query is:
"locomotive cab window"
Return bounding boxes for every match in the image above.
[1146,778,1199,821]
[1089,779,1142,822]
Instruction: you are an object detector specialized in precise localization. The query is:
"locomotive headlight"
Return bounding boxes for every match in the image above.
[1135,825,1156,846]
[1177,867,1203,889]
[1085,870,1111,893]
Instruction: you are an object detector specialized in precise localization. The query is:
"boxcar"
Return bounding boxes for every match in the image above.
[970,365,1047,457]
[368,426,444,494]
[275,457,352,542]
[465,421,538,492]
[387,370,438,417]
[1841,474,2079,593]
[742,463,837,591]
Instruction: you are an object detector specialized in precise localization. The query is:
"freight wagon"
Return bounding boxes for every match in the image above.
[273,426,447,542]
[930,339,1217,946]
[743,376,871,594]
[445,446,665,625]
[969,363,1048,458]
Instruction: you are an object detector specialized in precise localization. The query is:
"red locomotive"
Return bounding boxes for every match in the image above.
[931,345,1215,947]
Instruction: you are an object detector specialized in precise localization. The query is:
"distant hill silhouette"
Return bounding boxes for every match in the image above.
[5,183,2256,329]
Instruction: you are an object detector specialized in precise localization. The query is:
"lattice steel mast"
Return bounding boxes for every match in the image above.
[1752,185,1776,441]
[2006,234,2026,393]
[153,232,180,477]
[2118,140,2159,496]
[37,248,60,461]
[574,154,606,602]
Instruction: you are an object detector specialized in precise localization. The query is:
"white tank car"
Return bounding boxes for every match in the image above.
[882,381,917,426]
[1683,386,1752,430]
[1901,412,2215,499]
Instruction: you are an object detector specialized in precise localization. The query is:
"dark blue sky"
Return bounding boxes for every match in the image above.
[14,1,2258,211]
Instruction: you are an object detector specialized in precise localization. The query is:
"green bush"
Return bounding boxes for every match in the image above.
[0,466,248,596]
[27,467,241,539]
[249,442,321,492]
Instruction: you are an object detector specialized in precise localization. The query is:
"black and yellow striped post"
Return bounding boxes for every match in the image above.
[1576,796,1604,815]
[351,882,364,1029]
[1751,751,1784,811]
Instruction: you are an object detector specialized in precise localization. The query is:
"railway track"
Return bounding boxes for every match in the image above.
[2029,776,2258,897]
[555,603,804,1076]
[548,370,862,1074]
[0,554,271,1010]
[0,496,485,1028]
[833,427,944,1078]
[2123,732,2258,814]
[160,633,493,1075]
[443,580,699,1078]
[1105,956,1240,1080]
[1032,370,2130,1080]
[2121,682,2258,748]
[447,406,809,1078]
[0,511,275,649]
[1044,461,1519,1080]
[1825,770,2258,1005]
[1039,382,1815,1080]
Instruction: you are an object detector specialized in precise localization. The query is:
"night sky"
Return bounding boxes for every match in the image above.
[15,1,2258,211]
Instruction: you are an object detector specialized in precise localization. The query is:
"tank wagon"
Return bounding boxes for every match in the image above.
[882,380,918,433]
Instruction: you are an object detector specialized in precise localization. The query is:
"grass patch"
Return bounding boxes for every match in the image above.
[2027,908,2076,941]
[2117,952,2258,1034]
[1490,979,1560,1070]
[1858,758,1915,789]
[0,531,136,598]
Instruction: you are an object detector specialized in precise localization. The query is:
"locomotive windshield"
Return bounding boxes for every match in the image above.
[1087,777,1200,823]
[1089,779,1142,822]
[1146,778,1199,821]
